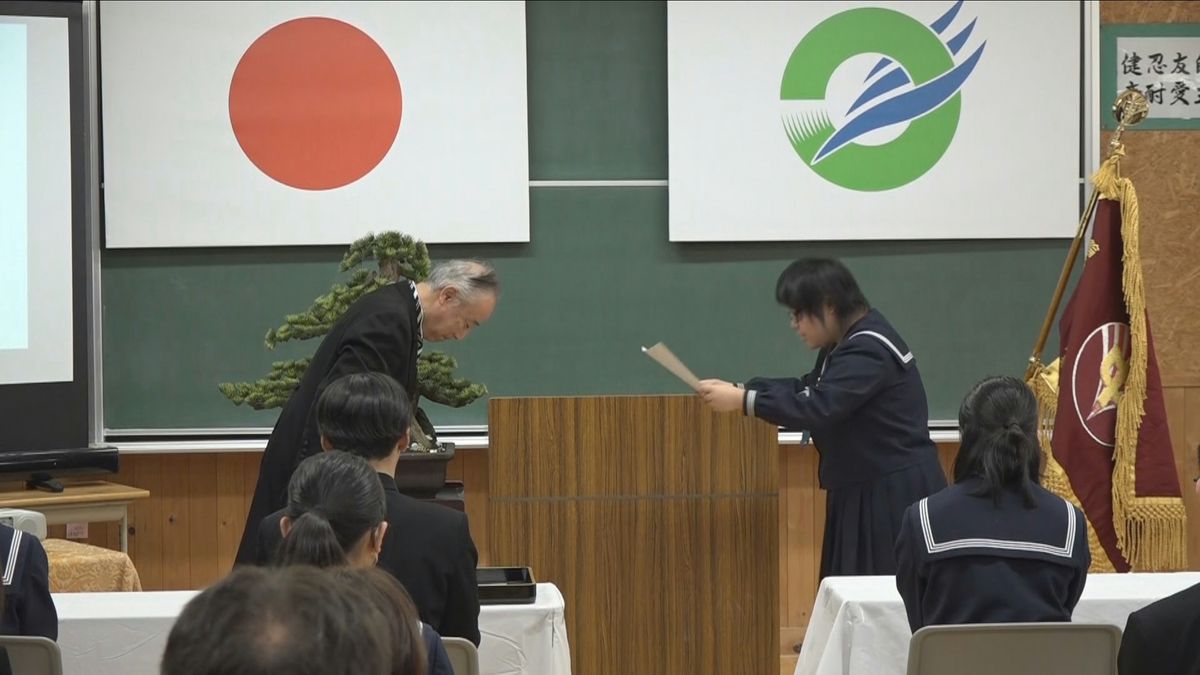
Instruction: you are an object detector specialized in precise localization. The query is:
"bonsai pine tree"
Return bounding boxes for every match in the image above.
[218,232,487,451]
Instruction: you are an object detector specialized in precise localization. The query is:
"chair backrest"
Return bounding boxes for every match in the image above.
[0,636,63,675]
[906,623,1122,675]
[441,637,480,675]
[0,509,47,540]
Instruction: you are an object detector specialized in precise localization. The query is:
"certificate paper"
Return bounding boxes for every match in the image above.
[641,342,702,392]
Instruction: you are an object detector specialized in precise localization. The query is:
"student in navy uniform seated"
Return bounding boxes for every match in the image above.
[0,523,56,640]
[275,450,454,675]
[699,258,946,577]
[255,372,481,645]
[895,376,1090,632]
[0,523,57,675]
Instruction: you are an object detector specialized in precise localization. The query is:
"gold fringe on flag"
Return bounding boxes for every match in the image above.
[1027,359,1116,573]
[1093,147,1188,572]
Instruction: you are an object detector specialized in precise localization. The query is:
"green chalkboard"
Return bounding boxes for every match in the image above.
[100,2,1072,431]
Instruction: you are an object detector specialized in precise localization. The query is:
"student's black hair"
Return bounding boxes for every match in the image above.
[317,372,412,461]
[775,258,870,322]
[277,450,386,568]
[162,565,393,675]
[952,376,1043,507]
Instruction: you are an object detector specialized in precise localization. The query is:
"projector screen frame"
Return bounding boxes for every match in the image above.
[0,1,105,465]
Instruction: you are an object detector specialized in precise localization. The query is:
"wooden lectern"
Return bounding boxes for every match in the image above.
[488,395,778,675]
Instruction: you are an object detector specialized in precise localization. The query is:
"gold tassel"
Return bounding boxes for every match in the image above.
[1093,147,1188,571]
[1027,361,1117,573]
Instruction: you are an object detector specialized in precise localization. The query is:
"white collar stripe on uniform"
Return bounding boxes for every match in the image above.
[3,530,22,586]
[918,497,1076,558]
[847,330,914,363]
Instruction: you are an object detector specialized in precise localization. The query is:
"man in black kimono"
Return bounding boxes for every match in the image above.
[234,260,499,566]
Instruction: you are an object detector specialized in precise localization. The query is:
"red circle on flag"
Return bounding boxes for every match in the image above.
[228,17,402,191]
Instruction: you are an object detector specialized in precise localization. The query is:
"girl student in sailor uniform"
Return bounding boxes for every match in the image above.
[0,523,56,639]
[699,258,946,578]
[0,523,57,675]
[894,376,1090,632]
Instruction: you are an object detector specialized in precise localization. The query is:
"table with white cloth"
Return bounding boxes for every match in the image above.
[795,572,1200,675]
[54,582,571,675]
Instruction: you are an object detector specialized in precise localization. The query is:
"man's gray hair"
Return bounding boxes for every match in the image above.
[427,259,500,301]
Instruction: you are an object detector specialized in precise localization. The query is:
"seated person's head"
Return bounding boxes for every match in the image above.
[317,372,413,462]
[161,565,392,675]
[953,375,1042,505]
[278,450,387,569]
[330,567,427,675]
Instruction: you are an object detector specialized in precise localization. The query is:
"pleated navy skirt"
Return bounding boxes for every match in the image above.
[820,458,947,579]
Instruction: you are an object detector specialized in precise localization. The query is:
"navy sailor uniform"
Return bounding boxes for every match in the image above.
[894,478,1090,632]
[742,309,946,577]
[0,524,56,640]
[0,524,57,675]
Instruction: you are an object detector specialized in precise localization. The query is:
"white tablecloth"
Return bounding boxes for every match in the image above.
[54,582,571,675]
[795,572,1200,675]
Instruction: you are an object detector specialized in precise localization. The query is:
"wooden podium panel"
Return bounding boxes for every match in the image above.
[489,395,778,675]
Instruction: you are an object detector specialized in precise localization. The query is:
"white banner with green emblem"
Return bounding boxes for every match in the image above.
[667,1,1082,241]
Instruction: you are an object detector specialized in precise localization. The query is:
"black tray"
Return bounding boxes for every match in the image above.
[477,566,537,605]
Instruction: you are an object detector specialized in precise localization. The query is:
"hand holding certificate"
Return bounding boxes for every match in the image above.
[641,342,702,392]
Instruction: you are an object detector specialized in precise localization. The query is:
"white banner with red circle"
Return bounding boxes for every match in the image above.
[100,1,529,248]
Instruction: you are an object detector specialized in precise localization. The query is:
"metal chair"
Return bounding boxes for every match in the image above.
[0,636,63,675]
[906,622,1122,675]
[441,636,481,675]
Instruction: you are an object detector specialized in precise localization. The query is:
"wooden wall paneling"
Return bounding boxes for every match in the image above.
[159,455,193,589]
[241,453,261,531]
[129,454,164,590]
[777,448,789,631]
[445,454,464,483]
[936,443,956,480]
[1180,388,1200,568]
[462,450,491,567]
[215,454,247,576]
[781,448,805,650]
[108,449,495,591]
[185,455,220,588]
[1101,1,1200,26]
[797,448,823,635]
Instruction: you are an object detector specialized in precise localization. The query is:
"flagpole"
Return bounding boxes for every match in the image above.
[1023,89,1149,381]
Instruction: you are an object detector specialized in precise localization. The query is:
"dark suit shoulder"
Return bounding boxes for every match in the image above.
[390,493,471,535]
[345,283,415,320]
[257,509,285,537]
[1129,582,1200,624]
